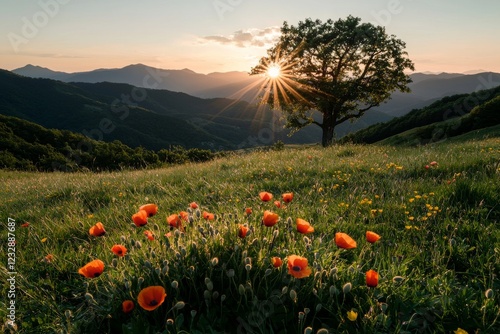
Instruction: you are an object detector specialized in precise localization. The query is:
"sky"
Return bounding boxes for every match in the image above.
[1,0,499,74]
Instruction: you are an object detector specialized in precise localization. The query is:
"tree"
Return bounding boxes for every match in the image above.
[251,16,414,147]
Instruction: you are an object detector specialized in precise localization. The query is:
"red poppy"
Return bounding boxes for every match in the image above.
[189,202,199,209]
[274,200,282,208]
[238,225,249,238]
[245,207,252,215]
[137,286,166,311]
[21,222,30,228]
[111,244,127,257]
[139,204,158,217]
[179,211,189,221]
[144,230,154,241]
[259,191,273,202]
[335,232,357,249]
[167,214,181,228]
[366,269,379,287]
[271,257,282,268]
[282,193,294,203]
[44,254,54,263]
[366,231,381,243]
[122,300,134,313]
[132,210,148,227]
[164,232,172,238]
[287,255,312,278]
[202,211,215,220]
[296,218,314,234]
[262,210,279,227]
[78,259,105,278]
[89,222,106,237]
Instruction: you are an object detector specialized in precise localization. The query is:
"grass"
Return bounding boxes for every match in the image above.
[1,138,499,333]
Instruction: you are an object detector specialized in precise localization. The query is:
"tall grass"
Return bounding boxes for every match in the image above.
[1,139,499,333]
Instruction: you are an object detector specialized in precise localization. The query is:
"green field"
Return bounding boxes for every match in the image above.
[1,136,499,333]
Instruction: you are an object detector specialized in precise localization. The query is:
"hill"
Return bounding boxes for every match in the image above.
[0,69,392,149]
[12,64,500,117]
[1,138,499,333]
[0,114,218,171]
[342,85,500,145]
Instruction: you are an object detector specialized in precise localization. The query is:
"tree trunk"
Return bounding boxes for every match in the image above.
[321,111,335,147]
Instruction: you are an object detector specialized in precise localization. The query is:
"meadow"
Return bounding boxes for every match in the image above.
[1,136,499,333]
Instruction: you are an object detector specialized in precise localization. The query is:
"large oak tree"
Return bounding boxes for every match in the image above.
[251,16,414,147]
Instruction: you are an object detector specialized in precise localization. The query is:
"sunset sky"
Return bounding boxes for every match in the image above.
[1,0,499,74]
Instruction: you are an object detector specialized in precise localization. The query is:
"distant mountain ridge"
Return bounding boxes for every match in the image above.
[11,64,500,117]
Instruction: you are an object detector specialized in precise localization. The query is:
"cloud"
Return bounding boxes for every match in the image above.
[201,26,281,48]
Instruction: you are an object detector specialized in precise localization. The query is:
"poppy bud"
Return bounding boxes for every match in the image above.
[245,264,252,272]
[485,289,494,299]
[298,311,304,320]
[265,268,272,276]
[204,290,211,299]
[343,282,352,294]
[206,281,214,291]
[238,284,245,295]
[212,291,219,300]
[166,319,174,326]
[304,327,313,334]
[289,289,297,301]
[221,294,226,302]
[226,269,235,278]
[316,304,322,312]
[173,301,185,310]
[329,285,338,296]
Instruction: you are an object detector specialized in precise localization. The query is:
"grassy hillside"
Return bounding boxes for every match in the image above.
[342,85,500,144]
[1,139,499,333]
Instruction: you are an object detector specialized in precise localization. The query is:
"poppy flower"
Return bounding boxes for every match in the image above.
[167,214,181,228]
[111,244,127,257]
[78,259,105,278]
[335,232,357,249]
[366,231,381,243]
[430,161,438,166]
[164,232,172,238]
[282,193,294,203]
[21,222,30,228]
[132,210,148,227]
[287,255,312,279]
[43,254,54,263]
[366,269,379,287]
[262,210,279,227]
[122,300,134,313]
[296,218,314,234]
[179,211,189,221]
[89,222,106,237]
[274,200,281,208]
[271,257,282,268]
[189,202,199,209]
[259,191,273,202]
[238,225,249,238]
[139,203,158,217]
[245,207,252,215]
[202,211,215,220]
[144,230,154,241]
[137,286,167,311]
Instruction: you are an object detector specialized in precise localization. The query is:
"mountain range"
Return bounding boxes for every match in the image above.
[12,64,500,117]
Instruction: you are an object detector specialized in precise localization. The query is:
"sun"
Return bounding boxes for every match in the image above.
[266,64,281,79]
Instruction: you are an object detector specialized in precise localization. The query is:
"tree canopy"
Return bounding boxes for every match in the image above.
[251,16,415,146]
